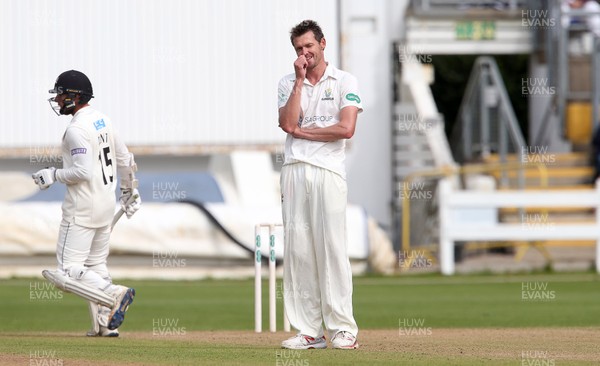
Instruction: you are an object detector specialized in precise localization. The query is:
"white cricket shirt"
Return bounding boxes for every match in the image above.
[55,107,132,228]
[278,64,363,179]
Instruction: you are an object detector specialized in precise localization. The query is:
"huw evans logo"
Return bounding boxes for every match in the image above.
[277,281,310,300]
[521,146,556,164]
[275,350,309,366]
[152,181,187,200]
[29,350,63,366]
[399,318,432,336]
[399,181,433,200]
[30,282,63,301]
[398,45,432,63]
[398,250,433,269]
[397,114,433,132]
[153,250,186,268]
[29,146,62,165]
[152,318,186,336]
[521,213,555,231]
[521,9,556,29]
[522,78,555,96]
[521,282,556,301]
[521,350,555,366]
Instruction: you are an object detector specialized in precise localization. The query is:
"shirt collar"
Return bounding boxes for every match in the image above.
[71,106,91,122]
[305,63,340,86]
[323,63,341,80]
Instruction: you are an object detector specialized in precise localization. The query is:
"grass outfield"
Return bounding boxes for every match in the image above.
[0,272,599,365]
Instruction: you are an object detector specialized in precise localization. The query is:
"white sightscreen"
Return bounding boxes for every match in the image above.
[0,0,339,149]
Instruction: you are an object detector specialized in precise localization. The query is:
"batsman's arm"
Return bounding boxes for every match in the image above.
[114,131,141,218]
[55,127,93,184]
[114,132,138,190]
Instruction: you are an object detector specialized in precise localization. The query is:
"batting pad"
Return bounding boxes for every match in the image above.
[42,269,114,308]
[87,301,100,335]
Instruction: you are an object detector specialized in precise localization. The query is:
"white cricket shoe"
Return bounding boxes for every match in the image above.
[281,334,327,349]
[331,331,359,349]
[88,302,119,337]
[86,326,119,337]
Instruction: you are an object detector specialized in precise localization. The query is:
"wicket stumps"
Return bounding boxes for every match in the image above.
[254,223,291,333]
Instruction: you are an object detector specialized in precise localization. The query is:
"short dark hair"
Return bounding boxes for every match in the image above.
[290,20,324,45]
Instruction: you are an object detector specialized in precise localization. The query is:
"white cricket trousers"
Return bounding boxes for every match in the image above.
[280,162,358,339]
[56,219,113,291]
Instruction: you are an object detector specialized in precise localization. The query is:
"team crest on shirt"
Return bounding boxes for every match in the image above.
[321,88,334,101]
[93,119,106,131]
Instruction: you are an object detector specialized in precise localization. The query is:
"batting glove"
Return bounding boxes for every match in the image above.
[119,188,141,218]
[32,167,57,190]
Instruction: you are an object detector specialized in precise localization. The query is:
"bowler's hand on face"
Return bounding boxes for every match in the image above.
[294,54,308,79]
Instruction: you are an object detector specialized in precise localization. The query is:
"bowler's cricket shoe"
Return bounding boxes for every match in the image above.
[331,331,359,349]
[107,286,135,330]
[281,334,327,349]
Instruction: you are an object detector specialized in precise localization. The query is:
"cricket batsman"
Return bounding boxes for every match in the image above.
[33,70,141,337]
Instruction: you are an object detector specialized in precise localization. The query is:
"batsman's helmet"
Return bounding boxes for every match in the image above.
[48,70,94,115]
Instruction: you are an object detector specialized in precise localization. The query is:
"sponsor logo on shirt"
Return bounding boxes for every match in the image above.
[302,115,334,123]
[345,93,361,103]
[93,119,106,131]
[321,88,334,101]
[71,148,87,155]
